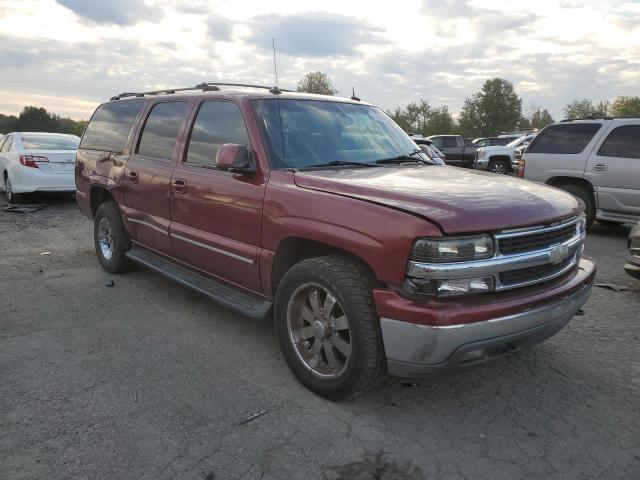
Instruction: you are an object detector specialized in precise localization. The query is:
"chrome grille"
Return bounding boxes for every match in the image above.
[498,222,577,255]
[500,255,575,287]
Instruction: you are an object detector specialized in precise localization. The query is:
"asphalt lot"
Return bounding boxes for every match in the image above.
[1,194,639,480]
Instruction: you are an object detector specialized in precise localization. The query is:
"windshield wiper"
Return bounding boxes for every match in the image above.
[303,160,381,169]
[375,149,431,165]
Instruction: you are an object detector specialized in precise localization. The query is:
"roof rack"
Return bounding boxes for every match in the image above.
[559,116,640,122]
[110,82,293,101]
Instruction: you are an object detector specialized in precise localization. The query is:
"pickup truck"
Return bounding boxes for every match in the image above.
[426,135,477,168]
[75,85,596,400]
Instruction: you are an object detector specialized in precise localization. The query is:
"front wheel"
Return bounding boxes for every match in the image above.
[488,159,509,175]
[274,255,386,400]
[93,201,132,273]
[557,183,595,229]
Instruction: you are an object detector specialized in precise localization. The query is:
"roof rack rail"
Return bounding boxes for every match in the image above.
[559,116,640,122]
[110,82,293,101]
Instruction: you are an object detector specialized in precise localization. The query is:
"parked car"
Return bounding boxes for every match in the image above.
[472,137,512,147]
[410,136,446,162]
[76,84,595,399]
[624,224,640,279]
[473,135,535,174]
[426,135,477,168]
[520,118,640,228]
[0,132,80,203]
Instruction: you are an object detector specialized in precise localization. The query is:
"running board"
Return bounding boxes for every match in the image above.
[126,245,272,320]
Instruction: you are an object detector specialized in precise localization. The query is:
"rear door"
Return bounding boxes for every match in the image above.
[587,123,640,218]
[122,100,191,255]
[169,99,265,293]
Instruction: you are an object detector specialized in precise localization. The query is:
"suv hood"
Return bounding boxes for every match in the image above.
[294,166,580,234]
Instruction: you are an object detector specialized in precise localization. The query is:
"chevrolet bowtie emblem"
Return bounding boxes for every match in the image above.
[549,244,570,265]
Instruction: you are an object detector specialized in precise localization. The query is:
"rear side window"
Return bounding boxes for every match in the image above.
[527,123,602,154]
[2,136,14,152]
[185,101,250,166]
[81,100,144,152]
[597,125,640,159]
[137,102,189,160]
[441,137,457,147]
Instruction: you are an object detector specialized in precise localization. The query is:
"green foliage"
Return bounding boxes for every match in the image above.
[459,78,522,137]
[0,106,86,136]
[609,96,640,117]
[519,105,555,130]
[386,101,455,136]
[296,71,338,96]
[563,99,610,119]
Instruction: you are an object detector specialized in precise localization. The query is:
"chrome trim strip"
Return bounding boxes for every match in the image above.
[494,216,579,239]
[407,231,585,291]
[170,233,254,264]
[127,218,168,235]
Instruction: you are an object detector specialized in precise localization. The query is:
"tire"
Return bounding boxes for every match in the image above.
[4,175,24,204]
[274,255,386,400]
[93,201,132,273]
[488,159,509,175]
[557,183,595,229]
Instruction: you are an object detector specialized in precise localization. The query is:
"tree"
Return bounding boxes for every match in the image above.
[519,104,555,130]
[0,114,19,134]
[563,99,610,119]
[424,105,456,136]
[457,78,522,137]
[297,71,338,96]
[0,106,86,135]
[610,96,640,117]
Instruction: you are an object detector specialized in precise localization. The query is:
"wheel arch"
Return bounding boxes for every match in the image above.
[270,236,379,296]
[546,176,596,204]
[89,186,116,217]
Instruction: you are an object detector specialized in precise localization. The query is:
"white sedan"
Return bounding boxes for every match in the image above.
[0,132,80,203]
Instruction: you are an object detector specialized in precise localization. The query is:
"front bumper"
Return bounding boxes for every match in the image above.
[376,257,596,377]
[473,156,488,170]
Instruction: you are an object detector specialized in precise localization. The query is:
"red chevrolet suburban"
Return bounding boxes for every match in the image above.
[75,84,596,399]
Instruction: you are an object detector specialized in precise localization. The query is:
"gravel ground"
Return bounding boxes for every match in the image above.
[1,194,639,480]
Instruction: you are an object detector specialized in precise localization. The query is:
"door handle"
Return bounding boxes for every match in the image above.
[127,171,138,183]
[172,179,187,193]
[592,163,608,172]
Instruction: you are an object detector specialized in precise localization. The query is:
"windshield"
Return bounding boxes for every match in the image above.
[507,136,529,148]
[252,99,426,169]
[21,134,80,150]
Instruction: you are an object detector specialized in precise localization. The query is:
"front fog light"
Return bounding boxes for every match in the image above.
[405,276,494,297]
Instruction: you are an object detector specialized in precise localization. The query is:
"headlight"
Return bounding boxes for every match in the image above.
[411,235,494,263]
[478,150,486,158]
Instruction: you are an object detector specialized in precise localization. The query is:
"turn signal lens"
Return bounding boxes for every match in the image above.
[19,155,49,168]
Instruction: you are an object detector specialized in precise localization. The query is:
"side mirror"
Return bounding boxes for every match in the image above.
[215,144,255,174]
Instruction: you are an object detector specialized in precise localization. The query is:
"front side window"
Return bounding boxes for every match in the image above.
[441,137,457,148]
[526,123,602,155]
[81,100,144,152]
[253,99,422,169]
[20,134,80,150]
[475,139,489,147]
[137,102,189,160]
[185,101,250,166]
[597,125,640,159]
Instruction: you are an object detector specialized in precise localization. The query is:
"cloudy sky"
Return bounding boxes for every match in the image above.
[1,0,639,120]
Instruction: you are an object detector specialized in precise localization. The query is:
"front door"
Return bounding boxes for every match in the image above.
[122,100,191,255]
[586,124,640,218]
[170,100,265,294]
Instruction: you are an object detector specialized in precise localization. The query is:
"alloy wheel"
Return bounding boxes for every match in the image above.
[97,217,114,261]
[286,283,352,378]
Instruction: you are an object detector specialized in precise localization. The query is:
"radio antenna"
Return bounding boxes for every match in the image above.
[269,38,282,94]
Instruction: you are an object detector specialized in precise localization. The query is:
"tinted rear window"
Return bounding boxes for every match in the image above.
[81,100,144,152]
[597,125,640,159]
[527,123,601,154]
[21,134,79,150]
[137,101,189,160]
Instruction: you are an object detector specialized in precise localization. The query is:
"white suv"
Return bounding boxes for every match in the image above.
[520,118,640,227]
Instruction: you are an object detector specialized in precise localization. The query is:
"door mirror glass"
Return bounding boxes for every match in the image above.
[215,143,255,173]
